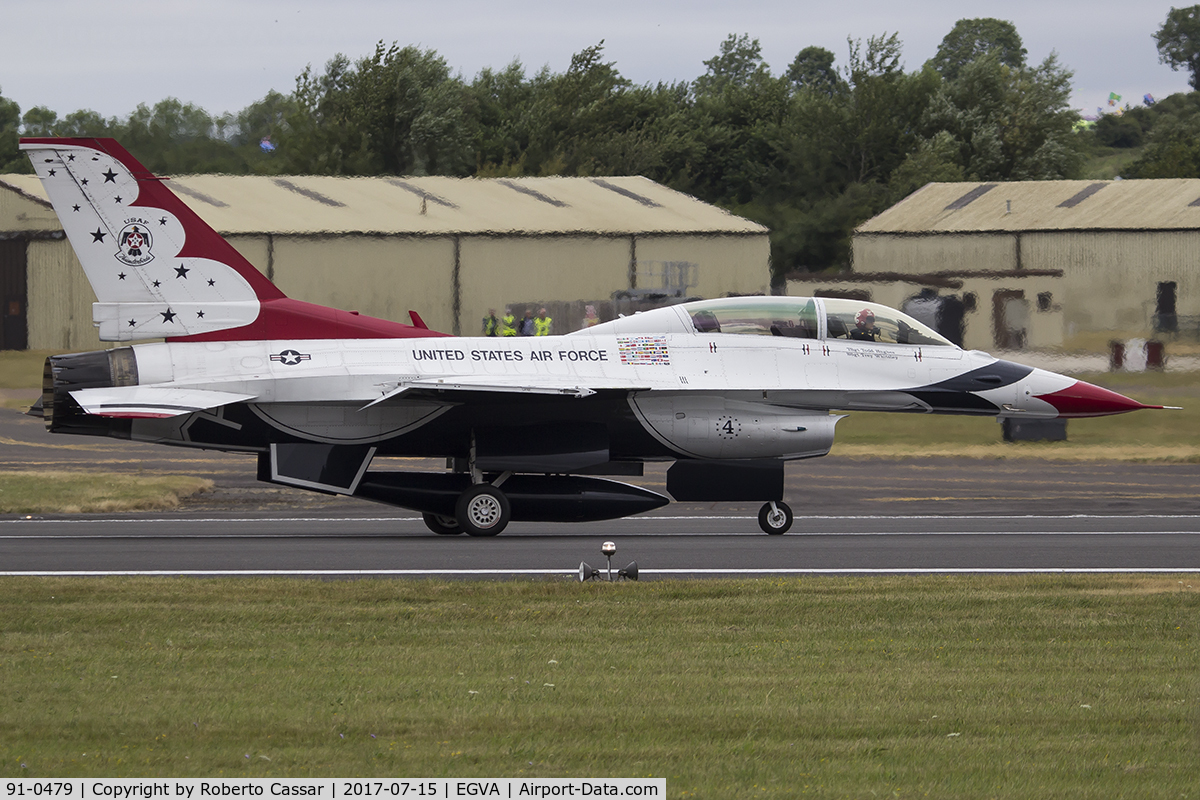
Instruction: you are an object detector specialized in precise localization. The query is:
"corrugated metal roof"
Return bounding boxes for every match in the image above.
[0,175,52,207]
[857,179,1200,234]
[1,173,766,236]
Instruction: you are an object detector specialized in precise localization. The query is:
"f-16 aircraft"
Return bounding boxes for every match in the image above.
[22,138,1165,535]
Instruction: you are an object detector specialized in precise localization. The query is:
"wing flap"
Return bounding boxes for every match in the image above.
[70,386,256,418]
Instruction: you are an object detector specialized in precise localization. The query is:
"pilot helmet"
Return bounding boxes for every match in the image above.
[855,308,875,328]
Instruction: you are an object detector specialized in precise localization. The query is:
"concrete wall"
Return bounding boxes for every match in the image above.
[853,233,1017,274]
[853,229,1200,350]
[637,233,770,299]
[0,191,59,235]
[224,235,271,278]
[269,235,458,334]
[1022,230,1200,336]
[26,238,103,351]
[459,235,630,335]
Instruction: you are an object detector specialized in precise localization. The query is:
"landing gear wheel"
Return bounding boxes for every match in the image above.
[456,485,511,537]
[758,501,793,535]
[423,513,463,535]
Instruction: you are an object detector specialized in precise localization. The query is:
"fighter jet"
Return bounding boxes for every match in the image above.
[21,138,1165,535]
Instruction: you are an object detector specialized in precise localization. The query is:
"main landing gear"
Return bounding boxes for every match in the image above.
[455,484,511,536]
[421,513,463,535]
[420,484,512,536]
[758,501,793,535]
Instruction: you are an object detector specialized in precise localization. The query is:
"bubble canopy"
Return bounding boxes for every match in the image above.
[681,296,954,346]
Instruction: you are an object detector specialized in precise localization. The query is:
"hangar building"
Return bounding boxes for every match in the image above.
[789,179,1199,353]
[0,173,769,350]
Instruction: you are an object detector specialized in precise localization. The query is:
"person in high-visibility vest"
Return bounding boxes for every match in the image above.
[482,309,500,336]
[500,308,517,336]
[534,307,553,336]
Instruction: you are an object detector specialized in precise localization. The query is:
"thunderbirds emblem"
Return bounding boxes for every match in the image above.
[116,222,154,266]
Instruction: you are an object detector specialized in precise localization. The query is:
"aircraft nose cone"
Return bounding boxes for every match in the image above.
[1034,380,1162,417]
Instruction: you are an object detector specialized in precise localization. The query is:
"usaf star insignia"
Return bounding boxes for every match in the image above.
[270,349,312,366]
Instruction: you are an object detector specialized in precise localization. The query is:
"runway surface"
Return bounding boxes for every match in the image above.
[4,406,1200,577]
[3,513,1200,576]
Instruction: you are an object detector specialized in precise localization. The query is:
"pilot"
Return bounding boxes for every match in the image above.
[849,308,882,341]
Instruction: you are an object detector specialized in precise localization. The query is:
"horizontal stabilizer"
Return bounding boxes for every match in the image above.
[70,386,256,418]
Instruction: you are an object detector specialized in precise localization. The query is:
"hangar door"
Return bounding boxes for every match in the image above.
[0,239,28,350]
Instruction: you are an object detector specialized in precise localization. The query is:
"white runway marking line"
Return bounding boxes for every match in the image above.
[3,568,1200,577]
[3,531,1200,540]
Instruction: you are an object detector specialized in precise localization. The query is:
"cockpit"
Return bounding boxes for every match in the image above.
[682,297,953,346]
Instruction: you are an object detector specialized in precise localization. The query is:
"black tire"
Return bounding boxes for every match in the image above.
[758,501,793,535]
[456,484,511,536]
[423,513,463,535]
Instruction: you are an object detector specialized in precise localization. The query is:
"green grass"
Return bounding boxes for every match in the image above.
[833,370,1199,460]
[1,576,1196,797]
[0,472,213,513]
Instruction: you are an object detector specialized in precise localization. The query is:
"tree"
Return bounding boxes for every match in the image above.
[282,42,473,176]
[55,109,116,137]
[686,35,790,206]
[786,46,843,96]
[20,106,59,136]
[755,34,941,275]
[1093,113,1145,148]
[1124,113,1200,177]
[886,131,965,204]
[1154,5,1200,90]
[694,34,772,96]
[524,40,632,174]
[920,52,1083,181]
[824,33,939,186]
[114,98,244,173]
[929,18,1027,81]
[0,88,24,172]
[470,61,538,174]
[232,90,295,146]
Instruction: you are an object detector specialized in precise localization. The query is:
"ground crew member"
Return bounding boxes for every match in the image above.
[518,309,536,336]
[534,307,552,336]
[500,308,517,336]
[482,309,500,336]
